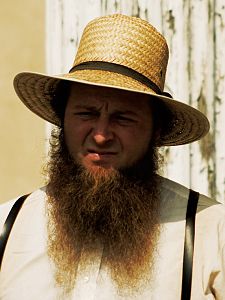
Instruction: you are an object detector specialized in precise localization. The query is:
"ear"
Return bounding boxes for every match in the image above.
[153,127,161,146]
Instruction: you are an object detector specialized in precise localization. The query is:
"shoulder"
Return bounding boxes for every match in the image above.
[158,176,190,222]
[158,176,190,201]
[158,175,223,207]
[158,176,225,222]
[0,187,47,233]
[196,193,225,243]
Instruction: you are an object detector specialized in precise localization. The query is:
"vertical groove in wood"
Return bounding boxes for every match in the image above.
[45,0,225,202]
[159,0,191,187]
[188,0,215,197]
[215,0,225,202]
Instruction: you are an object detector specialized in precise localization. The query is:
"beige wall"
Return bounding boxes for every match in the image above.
[0,1,46,203]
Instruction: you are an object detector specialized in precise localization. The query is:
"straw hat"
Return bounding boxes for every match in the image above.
[13,14,209,146]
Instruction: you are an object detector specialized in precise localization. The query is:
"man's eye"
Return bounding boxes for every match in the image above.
[77,112,91,115]
[115,116,135,123]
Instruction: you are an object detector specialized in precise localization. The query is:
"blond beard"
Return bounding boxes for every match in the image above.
[46,129,161,296]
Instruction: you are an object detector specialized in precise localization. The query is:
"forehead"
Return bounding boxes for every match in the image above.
[67,83,151,111]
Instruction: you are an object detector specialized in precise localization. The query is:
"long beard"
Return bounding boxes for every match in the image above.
[45,128,161,296]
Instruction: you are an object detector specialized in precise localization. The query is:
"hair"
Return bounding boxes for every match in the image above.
[51,80,72,122]
[150,98,174,142]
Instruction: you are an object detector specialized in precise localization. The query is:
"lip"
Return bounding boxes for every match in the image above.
[87,149,117,155]
[85,150,117,161]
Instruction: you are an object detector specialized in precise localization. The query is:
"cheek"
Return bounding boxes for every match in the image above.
[126,123,153,147]
[121,125,153,160]
[64,120,87,155]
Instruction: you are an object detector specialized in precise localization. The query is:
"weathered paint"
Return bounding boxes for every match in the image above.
[188,0,215,197]
[46,0,225,203]
[215,0,225,202]
[160,1,191,187]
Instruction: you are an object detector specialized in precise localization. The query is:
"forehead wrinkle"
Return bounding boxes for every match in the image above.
[71,85,149,114]
[74,99,110,113]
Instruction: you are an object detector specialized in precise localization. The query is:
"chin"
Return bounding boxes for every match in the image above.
[81,158,116,171]
[82,161,115,173]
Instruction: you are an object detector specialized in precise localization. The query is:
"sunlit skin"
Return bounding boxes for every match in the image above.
[64,83,154,171]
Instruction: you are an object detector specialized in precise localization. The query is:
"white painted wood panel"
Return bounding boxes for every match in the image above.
[160,0,191,187]
[188,0,215,196]
[215,0,225,202]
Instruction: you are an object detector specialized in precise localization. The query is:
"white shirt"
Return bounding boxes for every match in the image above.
[0,177,225,299]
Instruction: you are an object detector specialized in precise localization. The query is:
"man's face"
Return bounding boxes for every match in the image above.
[64,83,154,171]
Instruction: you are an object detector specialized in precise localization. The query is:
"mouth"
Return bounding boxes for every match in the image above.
[87,149,117,156]
[85,149,118,162]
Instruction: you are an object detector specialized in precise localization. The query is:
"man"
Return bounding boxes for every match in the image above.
[0,14,225,300]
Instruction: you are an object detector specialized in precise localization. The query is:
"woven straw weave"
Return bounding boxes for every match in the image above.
[73,14,168,92]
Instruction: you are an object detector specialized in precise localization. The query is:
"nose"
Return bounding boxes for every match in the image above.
[92,116,114,145]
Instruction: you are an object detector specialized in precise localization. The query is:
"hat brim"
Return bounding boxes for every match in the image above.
[13,71,210,146]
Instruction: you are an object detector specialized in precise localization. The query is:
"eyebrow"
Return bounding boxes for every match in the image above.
[113,110,138,116]
[72,105,138,116]
[72,104,98,110]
